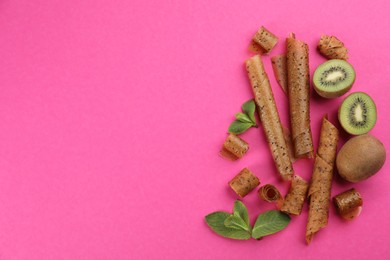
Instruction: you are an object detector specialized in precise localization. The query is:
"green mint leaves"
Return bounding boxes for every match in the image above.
[205,201,290,241]
[242,99,256,124]
[228,121,253,135]
[228,99,257,134]
[252,210,291,239]
[224,214,251,232]
[205,211,251,240]
[205,201,251,240]
[233,200,250,228]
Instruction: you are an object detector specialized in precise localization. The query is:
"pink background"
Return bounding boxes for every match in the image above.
[0,0,389,259]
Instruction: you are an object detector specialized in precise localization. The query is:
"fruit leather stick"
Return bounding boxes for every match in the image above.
[246,55,294,181]
[286,34,314,158]
[306,116,339,244]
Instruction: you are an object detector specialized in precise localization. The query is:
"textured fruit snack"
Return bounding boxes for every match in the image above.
[271,54,288,95]
[229,168,260,198]
[333,188,363,220]
[257,184,284,209]
[220,134,249,160]
[246,55,294,181]
[286,33,314,158]
[281,175,309,216]
[317,35,348,60]
[249,26,278,54]
[306,116,339,244]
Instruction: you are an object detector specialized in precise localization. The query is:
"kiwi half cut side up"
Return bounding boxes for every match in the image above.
[313,59,356,98]
[338,92,377,135]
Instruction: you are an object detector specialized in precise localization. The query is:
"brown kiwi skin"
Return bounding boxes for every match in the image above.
[336,134,386,182]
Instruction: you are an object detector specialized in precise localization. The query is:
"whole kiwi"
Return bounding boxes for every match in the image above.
[336,134,386,182]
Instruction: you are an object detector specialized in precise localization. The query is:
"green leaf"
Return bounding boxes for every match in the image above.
[235,113,253,124]
[228,120,252,135]
[224,215,250,232]
[233,200,250,228]
[242,99,256,124]
[251,210,291,239]
[205,212,251,240]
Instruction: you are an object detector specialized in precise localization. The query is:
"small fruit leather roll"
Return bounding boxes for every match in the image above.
[220,134,249,161]
[306,116,339,244]
[252,26,278,54]
[286,34,314,159]
[229,168,260,198]
[333,188,363,220]
[246,55,294,181]
[257,184,284,209]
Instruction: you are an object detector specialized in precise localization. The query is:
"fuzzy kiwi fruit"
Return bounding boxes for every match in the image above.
[336,134,386,182]
[313,59,355,98]
[338,92,377,135]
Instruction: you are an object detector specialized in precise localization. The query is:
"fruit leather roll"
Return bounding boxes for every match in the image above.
[317,116,339,167]
[257,184,283,208]
[229,168,260,198]
[220,134,249,161]
[246,55,294,181]
[333,188,363,220]
[286,34,314,158]
[281,175,309,216]
[252,26,278,54]
[306,116,339,244]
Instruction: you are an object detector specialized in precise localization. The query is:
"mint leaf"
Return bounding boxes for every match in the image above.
[252,210,291,239]
[205,212,251,240]
[227,100,257,135]
[235,113,253,124]
[242,99,256,125]
[224,215,250,232]
[233,200,250,228]
[228,120,252,135]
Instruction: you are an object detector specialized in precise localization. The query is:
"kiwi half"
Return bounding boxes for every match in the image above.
[338,92,377,135]
[313,59,355,98]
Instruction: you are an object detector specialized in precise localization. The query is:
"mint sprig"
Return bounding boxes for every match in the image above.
[242,99,257,124]
[224,214,251,232]
[228,120,253,134]
[205,211,251,240]
[205,200,251,240]
[235,112,253,124]
[252,210,291,239]
[233,200,250,228]
[228,99,257,134]
[205,201,290,241]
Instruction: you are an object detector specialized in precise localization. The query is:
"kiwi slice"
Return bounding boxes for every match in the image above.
[338,92,377,135]
[313,59,356,98]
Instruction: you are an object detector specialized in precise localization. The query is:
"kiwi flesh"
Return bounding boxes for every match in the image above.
[338,92,377,135]
[313,59,355,98]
